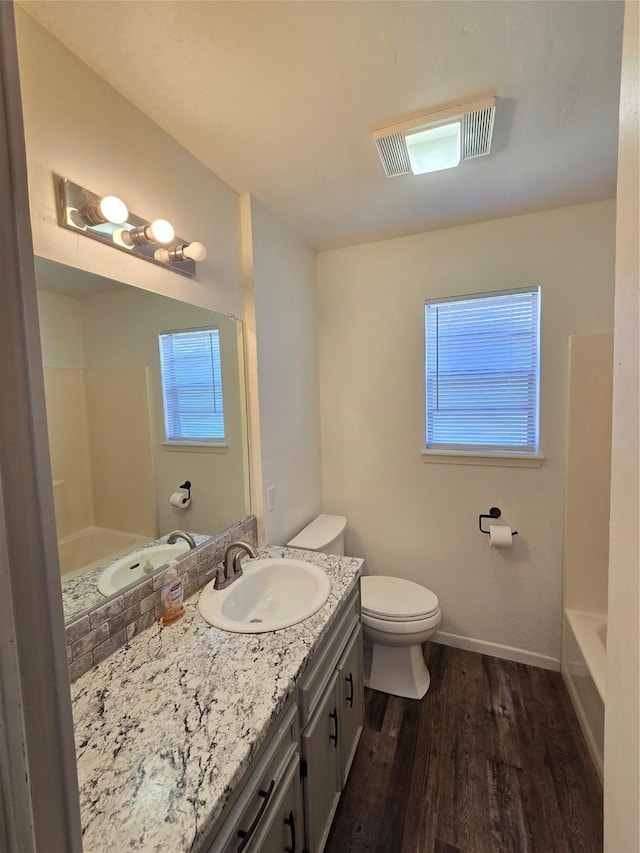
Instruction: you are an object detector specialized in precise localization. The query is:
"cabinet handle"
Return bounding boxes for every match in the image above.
[237,779,275,851]
[345,672,354,708]
[329,708,339,748]
[284,809,297,853]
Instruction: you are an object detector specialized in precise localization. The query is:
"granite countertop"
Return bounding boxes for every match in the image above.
[72,546,363,852]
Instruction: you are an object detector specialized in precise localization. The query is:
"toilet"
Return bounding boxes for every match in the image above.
[287,515,441,700]
[360,576,441,700]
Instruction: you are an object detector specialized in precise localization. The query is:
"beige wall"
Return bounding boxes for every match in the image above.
[15,7,241,317]
[604,1,640,848]
[563,333,612,615]
[317,200,615,665]
[242,196,323,545]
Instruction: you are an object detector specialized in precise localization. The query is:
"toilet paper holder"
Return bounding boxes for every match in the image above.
[478,507,518,536]
[179,480,191,502]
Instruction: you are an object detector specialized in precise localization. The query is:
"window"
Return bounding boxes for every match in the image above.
[158,327,225,444]
[425,287,540,454]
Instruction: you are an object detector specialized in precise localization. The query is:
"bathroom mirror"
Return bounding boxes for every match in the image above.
[35,258,251,622]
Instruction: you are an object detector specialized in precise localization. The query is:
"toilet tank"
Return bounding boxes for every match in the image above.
[287,514,347,556]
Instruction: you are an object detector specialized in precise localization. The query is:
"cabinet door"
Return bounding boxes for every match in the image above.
[337,625,364,788]
[302,671,341,853]
[251,753,303,853]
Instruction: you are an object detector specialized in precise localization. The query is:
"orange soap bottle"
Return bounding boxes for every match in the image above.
[161,561,185,626]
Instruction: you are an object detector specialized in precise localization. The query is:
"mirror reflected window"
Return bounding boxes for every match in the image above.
[159,327,226,444]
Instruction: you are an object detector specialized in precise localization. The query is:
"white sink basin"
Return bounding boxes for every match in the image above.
[198,558,331,633]
[97,542,190,597]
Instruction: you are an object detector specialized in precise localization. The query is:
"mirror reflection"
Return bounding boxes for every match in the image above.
[35,258,250,622]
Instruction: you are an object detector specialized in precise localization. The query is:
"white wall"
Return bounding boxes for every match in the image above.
[242,196,322,545]
[317,200,615,665]
[15,8,241,317]
[604,1,639,848]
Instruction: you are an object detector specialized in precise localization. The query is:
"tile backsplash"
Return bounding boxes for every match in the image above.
[66,516,257,681]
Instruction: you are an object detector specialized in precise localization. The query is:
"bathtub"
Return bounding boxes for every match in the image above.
[58,526,150,581]
[562,609,607,782]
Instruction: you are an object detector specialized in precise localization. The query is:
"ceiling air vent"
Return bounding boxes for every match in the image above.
[373,94,496,178]
[375,132,411,177]
[462,106,495,159]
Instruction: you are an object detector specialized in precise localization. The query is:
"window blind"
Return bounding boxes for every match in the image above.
[425,288,540,452]
[158,327,225,442]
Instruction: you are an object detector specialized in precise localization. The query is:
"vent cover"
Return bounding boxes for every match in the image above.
[375,132,411,178]
[373,95,496,178]
[462,107,495,159]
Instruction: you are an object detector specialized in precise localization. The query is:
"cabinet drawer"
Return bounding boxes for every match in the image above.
[298,586,361,726]
[208,704,299,853]
[251,752,303,853]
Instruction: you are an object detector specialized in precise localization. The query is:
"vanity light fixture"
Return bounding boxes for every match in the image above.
[373,93,496,178]
[57,177,204,278]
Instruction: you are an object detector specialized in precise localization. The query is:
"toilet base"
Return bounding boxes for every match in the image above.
[364,642,431,700]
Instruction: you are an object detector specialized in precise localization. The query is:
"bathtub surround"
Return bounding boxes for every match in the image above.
[561,332,613,779]
[71,546,363,851]
[318,200,616,667]
[65,516,257,681]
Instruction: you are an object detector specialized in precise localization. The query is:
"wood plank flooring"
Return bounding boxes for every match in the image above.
[326,643,603,853]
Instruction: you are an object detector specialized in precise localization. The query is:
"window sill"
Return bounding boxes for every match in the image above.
[421,449,545,468]
[162,442,228,453]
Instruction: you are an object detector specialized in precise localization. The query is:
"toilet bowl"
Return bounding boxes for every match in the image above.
[361,576,441,700]
[287,517,441,700]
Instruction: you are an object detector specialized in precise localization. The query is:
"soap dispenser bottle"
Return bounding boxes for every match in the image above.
[161,560,185,626]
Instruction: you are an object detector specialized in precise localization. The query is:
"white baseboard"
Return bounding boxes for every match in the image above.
[432,630,560,671]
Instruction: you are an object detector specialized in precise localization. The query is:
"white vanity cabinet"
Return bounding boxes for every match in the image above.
[299,588,364,853]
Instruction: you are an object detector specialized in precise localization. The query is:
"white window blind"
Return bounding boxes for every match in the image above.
[158,327,225,443]
[425,288,540,453]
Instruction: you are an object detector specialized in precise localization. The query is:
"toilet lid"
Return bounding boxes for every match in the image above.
[361,576,439,619]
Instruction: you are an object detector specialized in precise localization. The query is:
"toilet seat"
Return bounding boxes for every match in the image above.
[362,608,441,636]
[361,575,439,620]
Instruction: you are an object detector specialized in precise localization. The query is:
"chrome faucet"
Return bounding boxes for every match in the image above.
[167,530,197,549]
[214,541,258,590]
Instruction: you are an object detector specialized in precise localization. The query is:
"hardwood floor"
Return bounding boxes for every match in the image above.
[326,643,603,853]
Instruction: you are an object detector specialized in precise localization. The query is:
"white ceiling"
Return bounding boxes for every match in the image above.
[20,1,624,251]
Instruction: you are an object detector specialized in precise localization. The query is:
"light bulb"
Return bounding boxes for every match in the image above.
[113,228,134,249]
[98,195,128,224]
[154,247,171,263]
[81,195,128,226]
[149,219,175,244]
[183,241,207,262]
